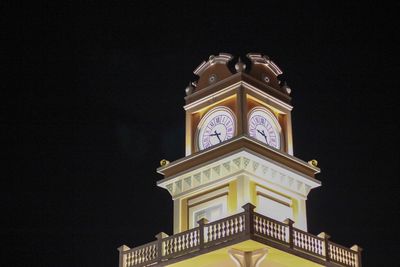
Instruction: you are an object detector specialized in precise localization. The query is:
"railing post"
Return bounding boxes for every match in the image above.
[351,244,363,267]
[197,218,209,249]
[155,232,168,263]
[117,245,130,267]
[318,232,331,262]
[284,218,294,248]
[242,203,256,237]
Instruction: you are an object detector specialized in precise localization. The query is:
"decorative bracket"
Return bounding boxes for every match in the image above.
[228,248,268,267]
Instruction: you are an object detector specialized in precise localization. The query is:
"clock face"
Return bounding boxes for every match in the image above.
[197,107,236,150]
[248,107,281,149]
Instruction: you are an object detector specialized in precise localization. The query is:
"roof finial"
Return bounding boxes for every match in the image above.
[235,57,246,73]
[185,82,194,96]
[281,81,291,94]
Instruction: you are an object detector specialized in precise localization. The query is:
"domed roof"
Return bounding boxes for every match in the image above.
[189,53,289,98]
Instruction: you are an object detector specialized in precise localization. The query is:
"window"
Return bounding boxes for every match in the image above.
[256,186,293,222]
[188,187,228,228]
[193,203,224,225]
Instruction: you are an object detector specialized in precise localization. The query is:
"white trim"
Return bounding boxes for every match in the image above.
[242,82,293,111]
[255,185,292,206]
[184,81,241,111]
[188,186,229,206]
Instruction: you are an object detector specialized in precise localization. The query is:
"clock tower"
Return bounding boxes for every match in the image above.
[118,53,362,267]
[159,53,313,234]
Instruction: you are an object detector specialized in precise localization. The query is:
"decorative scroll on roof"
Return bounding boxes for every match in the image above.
[246,53,283,76]
[193,53,233,76]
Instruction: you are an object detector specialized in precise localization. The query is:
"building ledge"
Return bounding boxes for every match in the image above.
[118,204,361,267]
[157,135,320,180]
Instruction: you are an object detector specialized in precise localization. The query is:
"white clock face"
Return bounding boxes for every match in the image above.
[197,107,236,150]
[248,107,281,149]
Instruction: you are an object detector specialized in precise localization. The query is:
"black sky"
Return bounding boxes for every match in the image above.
[4,2,399,267]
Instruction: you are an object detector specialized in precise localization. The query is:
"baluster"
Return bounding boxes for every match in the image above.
[306,235,310,250]
[226,219,231,236]
[135,250,139,264]
[300,233,305,249]
[167,239,171,255]
[127,252,131,266]
[262,218,266,235]
[234,217,238,234]
[310,237,315,253]
[133,250,137,264]
[269,221,273,237]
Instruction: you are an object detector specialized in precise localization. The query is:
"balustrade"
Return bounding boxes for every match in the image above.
[205,213,245,245]
[254,213,287,243]
[329,242,359,267]
[119,204,361,267]
[123,241,158,267]
[293,228,324,256]
[162,228,200,258]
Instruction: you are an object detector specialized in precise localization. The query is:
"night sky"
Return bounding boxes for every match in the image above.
[5,2,399,267]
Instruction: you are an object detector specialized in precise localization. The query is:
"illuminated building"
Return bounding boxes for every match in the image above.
[118,53,362,267]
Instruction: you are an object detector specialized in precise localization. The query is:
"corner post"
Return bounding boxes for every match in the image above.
[117,245,130,267]
[351,245,363,267]
[155,232,168,263]
[242,203,256,237]
[318,232,331,262]
[284,218,295,248]
[197,218,209,249]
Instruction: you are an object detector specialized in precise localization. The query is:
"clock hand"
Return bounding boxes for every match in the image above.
[257,129,266,137]
[261,130,268,143]
[257,129,268,143]
[210,130,222,143]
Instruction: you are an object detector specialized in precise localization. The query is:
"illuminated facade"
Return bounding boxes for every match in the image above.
[118,53,362,267]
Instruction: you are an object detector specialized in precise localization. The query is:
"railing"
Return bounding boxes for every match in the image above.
[119,203,362,267]
[293,228,324,256]
[254,213,288,244]
[163,227,200,258]
[204,212,246,246]
[119,241,158,267]
[329,242,360,267]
